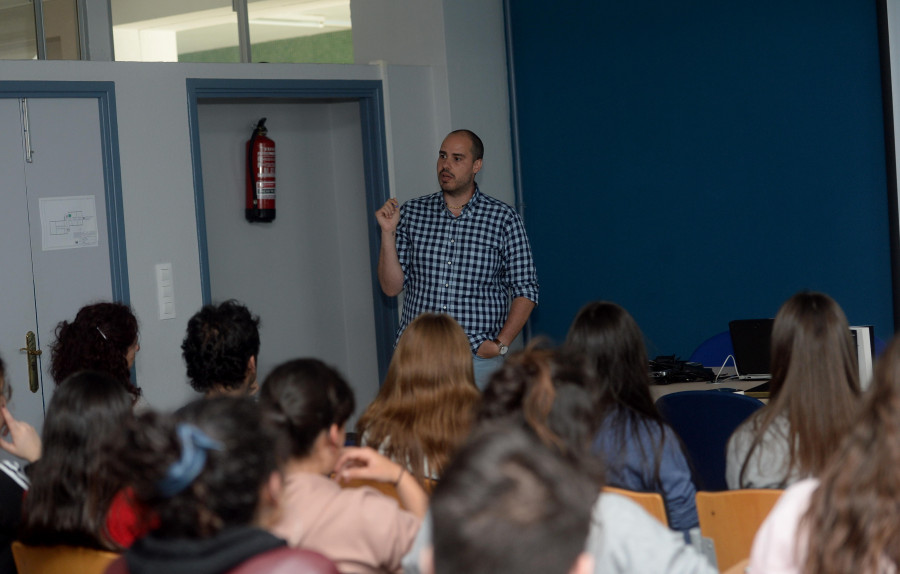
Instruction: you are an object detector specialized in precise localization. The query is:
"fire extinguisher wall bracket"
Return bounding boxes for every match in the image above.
[246,117,276,222]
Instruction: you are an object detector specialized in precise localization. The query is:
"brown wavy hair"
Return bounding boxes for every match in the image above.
[479,343,602,467]
[800,335,900,573]
[50,302,139,398]
[737,291,860,487]
[355,313,480,485]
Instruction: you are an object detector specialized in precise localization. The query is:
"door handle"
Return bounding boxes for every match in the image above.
[18,331,41,393]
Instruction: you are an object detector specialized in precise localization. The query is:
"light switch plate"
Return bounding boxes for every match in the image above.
[155,263,176,320]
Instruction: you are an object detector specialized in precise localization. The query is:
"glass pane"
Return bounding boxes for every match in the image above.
[0,0,39,60]
[43,0,80,60]
[247,0,352,64]
[111,0,240,63]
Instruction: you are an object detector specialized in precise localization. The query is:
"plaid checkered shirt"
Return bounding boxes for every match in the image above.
[395,186,539,353]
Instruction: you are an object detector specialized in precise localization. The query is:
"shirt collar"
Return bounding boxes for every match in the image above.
[433,185,482,216]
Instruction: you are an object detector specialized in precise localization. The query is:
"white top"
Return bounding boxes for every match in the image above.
[726,414,803,489]
[401,492,717,574]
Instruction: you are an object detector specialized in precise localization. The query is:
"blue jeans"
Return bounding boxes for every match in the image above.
[473,355,505,390]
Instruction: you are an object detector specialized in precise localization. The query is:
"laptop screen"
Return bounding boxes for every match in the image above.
[728,319,774,377]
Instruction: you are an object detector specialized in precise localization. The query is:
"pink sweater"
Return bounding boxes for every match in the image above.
[270,472,420,574]
[749,478,817,574]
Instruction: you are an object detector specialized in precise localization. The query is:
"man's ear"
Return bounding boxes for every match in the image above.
[246,355,257,377]
[473,158,483,175]
[569,552,594,574]
[419,546,434,574]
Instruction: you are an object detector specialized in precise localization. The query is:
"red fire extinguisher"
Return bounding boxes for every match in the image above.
[246,118,276,222]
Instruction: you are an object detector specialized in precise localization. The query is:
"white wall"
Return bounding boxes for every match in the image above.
[0,0,512,412]
[199,99,380,413]
[352,0,514,207]
[0,60,384,412]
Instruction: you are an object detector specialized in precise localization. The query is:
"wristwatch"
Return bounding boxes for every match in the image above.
[493,339,509,356]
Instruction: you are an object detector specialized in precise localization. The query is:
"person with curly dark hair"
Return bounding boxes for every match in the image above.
[181,300,261,397]
[50,302,141,399]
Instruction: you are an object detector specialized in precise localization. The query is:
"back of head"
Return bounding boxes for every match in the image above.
[182,300,260,394]
[741,291,861,483]
[50,302,139,391]
[564,301,656,418]
[356,313,479,482]
[480,345,601,465]
[802,334,900,573]
[381,313,475,397]
[259,358,355,459]
[769,291,860,400]
[21,371,134,550]
[431,427,595,574]
[110,396,278,539]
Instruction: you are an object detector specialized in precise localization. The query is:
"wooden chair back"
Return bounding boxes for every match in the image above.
[695,489,784,571]
[11,541,120,574]
[602,486,668,527]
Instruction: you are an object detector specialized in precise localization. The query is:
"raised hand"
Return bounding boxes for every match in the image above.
[375,198,400,234]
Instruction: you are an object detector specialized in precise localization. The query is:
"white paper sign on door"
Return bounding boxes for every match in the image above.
[39,195,99,251]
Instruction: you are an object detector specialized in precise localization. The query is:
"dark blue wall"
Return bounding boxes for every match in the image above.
[508,0,894,357]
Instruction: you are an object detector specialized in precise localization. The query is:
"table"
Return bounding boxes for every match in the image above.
[650,368,770,402]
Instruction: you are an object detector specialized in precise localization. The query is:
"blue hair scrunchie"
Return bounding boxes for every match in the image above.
[157,423,224,498]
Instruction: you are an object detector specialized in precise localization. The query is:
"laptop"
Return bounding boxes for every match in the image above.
[728,318,774,380]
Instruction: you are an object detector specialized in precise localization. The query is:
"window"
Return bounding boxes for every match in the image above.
[111,0,352,63]
[0,0,80,60]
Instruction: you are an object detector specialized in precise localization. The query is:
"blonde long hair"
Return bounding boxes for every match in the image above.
[356,313,480,485]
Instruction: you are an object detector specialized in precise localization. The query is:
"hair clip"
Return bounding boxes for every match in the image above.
[96,326,108,340]
[157,423,224,498]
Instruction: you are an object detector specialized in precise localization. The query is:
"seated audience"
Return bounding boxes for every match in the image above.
[181,300,261,397]
[105,396,338,573]
[0,355,41,573]
[50,301,142,400]
[429,426,596,574]
[404,346,716,574]
[749,334,900,573]
[565,301,698,531]
[18,371,135,551]
[356,313,480,485]
[726,291,861,489]
[260,358,425,574]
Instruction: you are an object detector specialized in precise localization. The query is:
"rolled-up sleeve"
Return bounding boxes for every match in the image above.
[503,212,539,304]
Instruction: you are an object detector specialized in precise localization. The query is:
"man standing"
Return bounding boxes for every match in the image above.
[376,130,539,388]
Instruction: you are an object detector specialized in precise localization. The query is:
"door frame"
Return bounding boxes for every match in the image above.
[185,78,396,383]
[0,81,130,303]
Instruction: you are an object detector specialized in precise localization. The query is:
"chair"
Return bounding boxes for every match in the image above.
[602,486,668,527]
[695,489,783,571]
[227,547,340,574]
[11,541,120,574]
[721,557,749,574]
[655,390,764,491]
[688,331,734,367]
